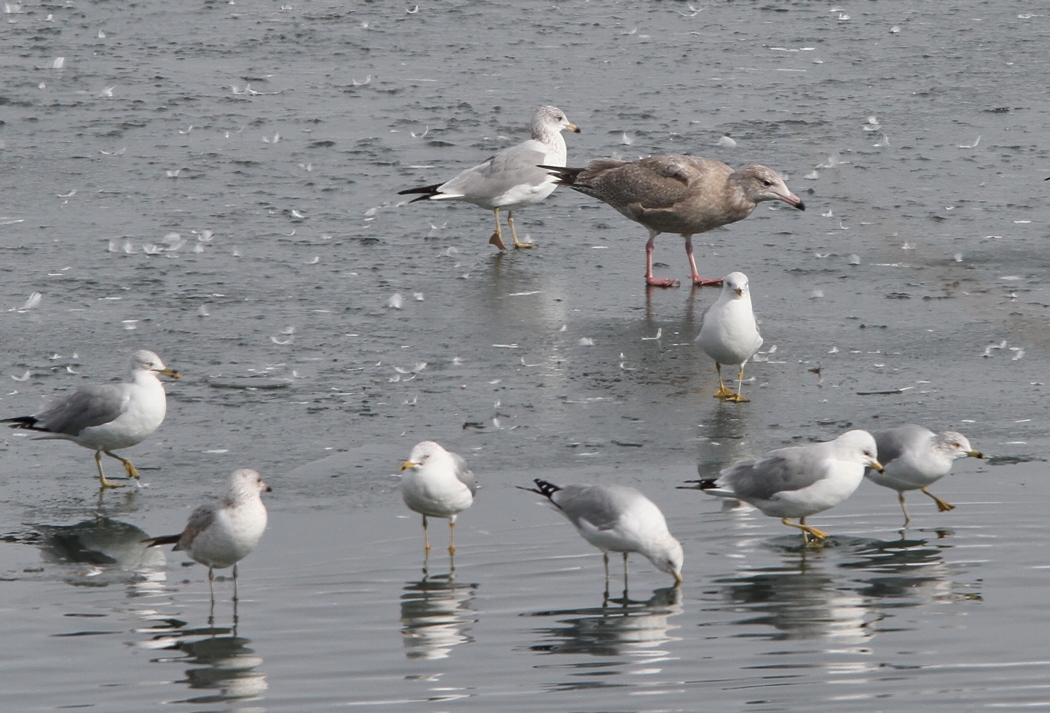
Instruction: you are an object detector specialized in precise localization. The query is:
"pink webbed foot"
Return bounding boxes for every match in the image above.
[691,276,724,287]
[646,276,681,288]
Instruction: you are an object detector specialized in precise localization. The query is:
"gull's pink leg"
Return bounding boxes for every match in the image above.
[684,235,723,287]
[645,230,679,288]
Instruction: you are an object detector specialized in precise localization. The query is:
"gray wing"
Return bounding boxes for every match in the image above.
[35,383,130,436]
[555,485,629,531]
[439,143,548,200]
[873,424,928,466]
[175,503,217,551]
[719,448,827,501]
[450,452,477,496]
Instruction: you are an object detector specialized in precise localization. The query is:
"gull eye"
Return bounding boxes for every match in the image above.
[762,179,773,187]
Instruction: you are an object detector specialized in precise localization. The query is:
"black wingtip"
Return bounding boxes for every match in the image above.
[141,533,181,548]
[2,416,47,432]
[397,183,443,200]
[678,478,718,491]
[517,478,561,501]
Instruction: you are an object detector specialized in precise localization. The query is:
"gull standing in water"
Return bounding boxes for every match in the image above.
[684,430,884,545]
[399,105,580,250]
[865,424,985,524]
[519,479,684,588]
[144,469,270,622]
[696,271,763,402]
[542,156,804,287]
[400,441,476,559]
[3,349,180,488]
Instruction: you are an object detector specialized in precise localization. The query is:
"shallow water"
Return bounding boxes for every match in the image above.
[2,1,1050,711]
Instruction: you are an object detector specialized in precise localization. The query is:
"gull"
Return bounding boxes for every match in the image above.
[144,469,270,614]
[696,271,763,402]
[542,156,804,287]
[683,430,884,545]
[3,350,180,488]
[399,441,476,557]
[399,105,580,250]
[519,479,683,587]
[864,424,985,524]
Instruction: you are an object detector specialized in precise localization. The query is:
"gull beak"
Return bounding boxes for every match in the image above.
[158,366,181,380]
[869,459,885,474]
[566,122,581,134]
[262,482,272,492]
[968,449,985,459]
[399,460,418,472]
[778,190,806,211]
[734,288,744,297]
[673,571,683,587]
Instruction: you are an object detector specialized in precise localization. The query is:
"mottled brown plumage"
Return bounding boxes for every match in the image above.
[543,156,804,287]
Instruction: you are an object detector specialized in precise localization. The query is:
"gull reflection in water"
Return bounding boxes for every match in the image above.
[526,586,683,688]
[168,632,268,705]
[717,531,974,647]
[35,516,167,584]
[400,574,478,660]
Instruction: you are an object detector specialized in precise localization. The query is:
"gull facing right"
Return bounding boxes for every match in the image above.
[520,479,684,587]
[399,105,580,250]
[542,155,804,287]
[144,468,271,603]
[684,430,884,545]
[3,349,180,488]
[865,424,985,524]
[696,271,763,403]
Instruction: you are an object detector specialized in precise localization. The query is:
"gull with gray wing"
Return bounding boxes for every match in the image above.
[520,479,683,587]
[684,430,884,545]
[865,424,985,524]
[399,105,580,250]
[3,349,180,488]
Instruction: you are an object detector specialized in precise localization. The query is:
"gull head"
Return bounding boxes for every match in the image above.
[400,440,452,473]
[936,431,985,461]
[722,271,750,298]
[534,105,581,135]
[735,164,805,211]
[229,468,272,496]
[838,429,884,473]
[647,535,685,586]
[130,349,180,380]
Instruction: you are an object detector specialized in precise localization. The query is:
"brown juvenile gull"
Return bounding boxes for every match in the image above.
[864,424,985,524]
[542,156,805,287]
[3,349,181,488]
[398,105,580,250]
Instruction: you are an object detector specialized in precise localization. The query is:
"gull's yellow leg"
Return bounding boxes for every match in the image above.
[507,211,533,249]
[448,518,456,556]
[104,450,139,480]
[723,364,751,403]
[603,552,610,582]
[488,208,507,250]
[921,487,955,512]
[95,451,123,489]
[781,517,829,544]
[713,363,736,399]
[422,514,431,553]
